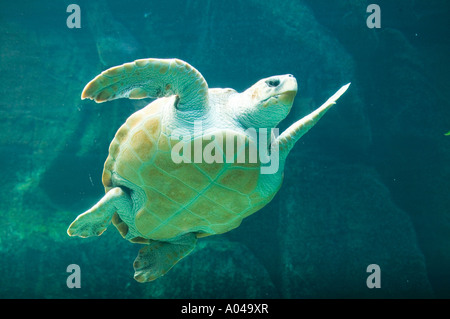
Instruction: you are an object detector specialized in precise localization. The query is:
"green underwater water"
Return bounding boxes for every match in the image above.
[0,0,449,298]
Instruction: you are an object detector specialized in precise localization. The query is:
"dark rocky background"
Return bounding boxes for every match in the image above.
[0,0,448,298]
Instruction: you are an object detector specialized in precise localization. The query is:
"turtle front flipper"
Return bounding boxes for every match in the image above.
[67,187,132,238]
[133,233,197,282]
[275,83,351,162]
[81,58,209,111]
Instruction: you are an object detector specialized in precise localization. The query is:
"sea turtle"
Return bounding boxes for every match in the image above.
[67,58,350,282]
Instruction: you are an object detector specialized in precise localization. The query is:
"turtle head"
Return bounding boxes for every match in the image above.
[233,74,298,129]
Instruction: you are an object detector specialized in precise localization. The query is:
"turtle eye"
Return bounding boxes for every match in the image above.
[266,79,280,88]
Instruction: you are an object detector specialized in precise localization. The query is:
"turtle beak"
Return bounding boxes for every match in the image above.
[277,75,297,105]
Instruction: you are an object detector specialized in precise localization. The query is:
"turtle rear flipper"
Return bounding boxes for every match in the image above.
[67,187,132,238]
[133,233,197,282]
